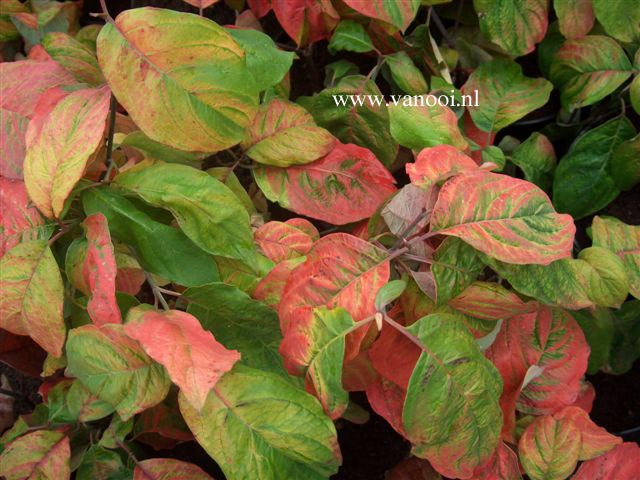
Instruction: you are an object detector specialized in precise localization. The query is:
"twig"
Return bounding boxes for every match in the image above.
[429,8,455,48]
[99,0,115,23]
[127,246,170,311]
[157,287,182,297]
[102,94,118,182]
[391,209,431,249]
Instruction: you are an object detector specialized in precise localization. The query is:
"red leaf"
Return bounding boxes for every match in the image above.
[279,233,390,372]
[82,213,122,326]
[247,0,272,18]
[254,219,318,263]
[255,142,396,225]
[0,178,46,257]
[134,458,214,480]
[406,145,485,189]
[124,308,240,411]
[386,456,442,480]
[342,0,420,31]
[342,350,379,391]
[253,257,305,310]
[0,330,46,378]
[471,442,522,480]
[133,392,194,451]
[449,282,534,321]
[366,377,405,435]
[572,442,640,480]
[431,171,575,265]
[369,323,420,390]
[571,380,595,414]
[272,0,339,46]
[486,305,589,441]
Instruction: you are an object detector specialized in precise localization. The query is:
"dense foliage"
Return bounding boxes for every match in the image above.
[0,0,639,479]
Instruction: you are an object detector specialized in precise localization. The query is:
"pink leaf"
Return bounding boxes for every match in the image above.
[406,145,485,190]
[0,178,46,258]
[254,219,318,263]
[272,0,339,46]
[572,442,640,480]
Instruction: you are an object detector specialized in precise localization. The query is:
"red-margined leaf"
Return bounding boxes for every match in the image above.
[403,313,503,478]
[462,59,552,133]
[473,0,548,56]
[0,178,48,257]
[386,457,442,480]
[255,142,396,225]
[279,233,390,372]
[253,257,306,310]
[430,171,575,265]
[241,98,335,167]
[254,219,318,263]
[572,442,640,480]
[389,99,468,151]
[134,458,214,480]
[24,85,110,218]
[97,7,259,152]
[42,32,105,86]
[550,36,632,110]
[592,216,640,300]
[486,305,589,441]
[296,306,355,419]
[124,306,240,411]
[554,0,594,39]
[0,240,65,357]
[449,282,534,321]
[342,0,420,32]
[179,365,341,480]
[82,213,121,326]
[471,442,522,480]
[518,406,621,480]
[0,430,70,480]
[406,145,487,190]
[272,0,339,46]
[65,324,171,420]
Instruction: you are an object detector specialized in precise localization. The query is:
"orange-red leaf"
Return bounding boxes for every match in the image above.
[254,219,318,263]
[253,257,306,310]
[255,142,396,225]
[431,172,575,265]
[272,0,339,46]
[342,0,420,31]
[279,233,390,372]
[369,323,420,390]
[572,442,640,480]
[82,213,121,326]
[406,145,486,190]
[472,442,522,480]
[518,406,621,480]
[486,305,589,441]
[134,458,214,480]
[0,178,47,258]
[449,282,534,321]
[124,307,240,411]
[366,377,406,436]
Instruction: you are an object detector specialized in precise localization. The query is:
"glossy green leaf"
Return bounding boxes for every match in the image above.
[226,27,294,92]
[241,98,335,167]
[0,240,65,357]
[571,308,616,374]
[403,313,503,479]
[185,282,288,379]
[550,36,632,109]
[431,171,575,265]
[298,75,398,167]
[552,117,636,219]
[462,58,552,133]
[179,365,341,480]
[389,97,468,151]
[473,0,549,56]
[0,430,70,480]
[82,188,219,287]
[592,216,640,299]
[328,20,374,54]
[65,323,171,420]
[592,0,640,43]
[611,134,640,191]
[42,32,104,85]
[97,7,258,152]
[376,280,408,311]
[385,51,428,95]
[114,161,258,267]
[510,132,556,191]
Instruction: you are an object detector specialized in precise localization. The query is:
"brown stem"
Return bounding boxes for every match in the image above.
[102,94,118,182]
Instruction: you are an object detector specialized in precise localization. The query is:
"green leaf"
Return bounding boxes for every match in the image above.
[324,60,359,87]
[184,282,289,379]
[481,145,505,171]
[552,117,636,219]
[0,240,65,357]
[207,167,256,214]
[42,32,104,85]
[609,300,640,374]
[462,58,552,133]
[328,20,374,54]
[226,27,294,92]
[611,134,640,191]
[592,216,640,300]
[47,379,114,423]
[76,446,130,480]
[116,131,207,165]
[389,97,468,151]
[385,51,428,95]
[97,7,258,152]
[178,365,341,480]
[82,188,219,287]
[114,161,258,268]
[510,132,556,191]
[298,75,398,167]
[550,35,632,109]
[65,324,171,420]
[432,237,484,305]
[592,0,640,43]
[375,280,408,311]
[578,247,629,308]
[403,313,503,478]
[473,0,549,56]
[571,308,615,374]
